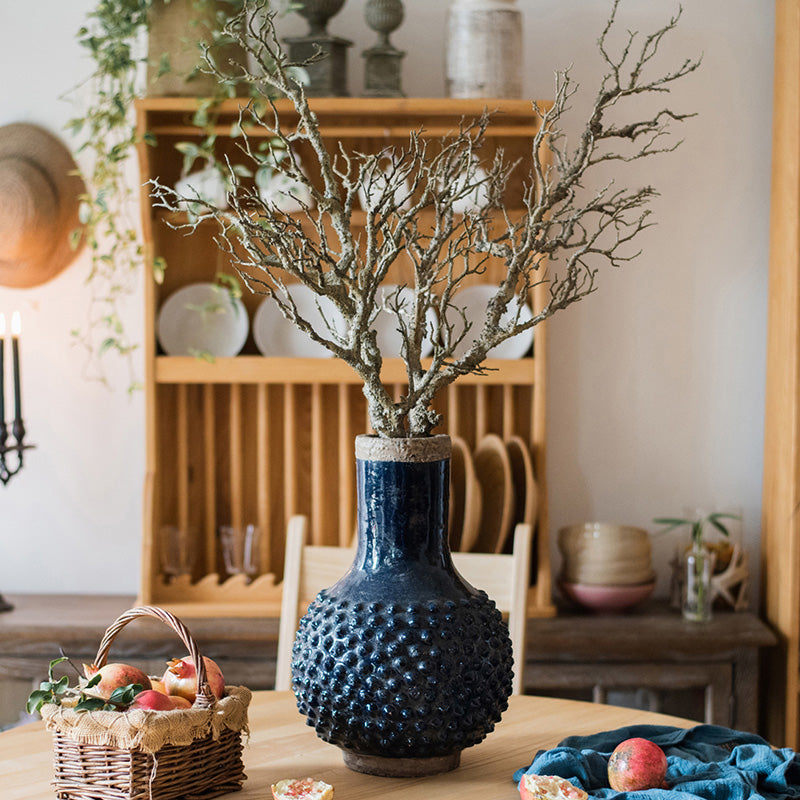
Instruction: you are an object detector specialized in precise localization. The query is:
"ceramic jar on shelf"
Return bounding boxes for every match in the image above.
[445,0,523,98]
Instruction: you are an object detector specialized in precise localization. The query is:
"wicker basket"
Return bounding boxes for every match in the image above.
[40,606,251,800]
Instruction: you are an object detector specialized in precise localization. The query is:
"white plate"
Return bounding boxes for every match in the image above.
[253,284,344,358]
[175,166,228,213]
[357,154,412,212]
[451,164,489,215]
[447,285,534,359]
[256,168,314,213]
[372,285,437,359]
[157,282,249,357]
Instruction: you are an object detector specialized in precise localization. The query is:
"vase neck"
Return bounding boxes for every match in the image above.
[354,452,451,571]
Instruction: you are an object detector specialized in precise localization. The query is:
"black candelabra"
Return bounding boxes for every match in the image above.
[0,312,32,488]
[0,417,31,486]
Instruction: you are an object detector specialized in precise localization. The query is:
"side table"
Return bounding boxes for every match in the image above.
[523,601,777,734]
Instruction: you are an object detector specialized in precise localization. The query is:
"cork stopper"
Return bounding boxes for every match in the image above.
[355,434,451,463]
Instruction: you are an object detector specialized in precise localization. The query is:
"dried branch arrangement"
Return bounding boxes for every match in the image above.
[152,0,700,439]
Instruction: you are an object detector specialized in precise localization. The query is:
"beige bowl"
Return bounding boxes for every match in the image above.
[565,562,655,586]
[558,523,653,586]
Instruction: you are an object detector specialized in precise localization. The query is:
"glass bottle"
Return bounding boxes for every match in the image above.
[682,543,715,622]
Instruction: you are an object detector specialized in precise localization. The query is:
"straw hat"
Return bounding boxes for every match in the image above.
[0,122,86,289]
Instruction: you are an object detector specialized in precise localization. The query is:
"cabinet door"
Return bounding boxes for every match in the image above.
[526,661,733,726]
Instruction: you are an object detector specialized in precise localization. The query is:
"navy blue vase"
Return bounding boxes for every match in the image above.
[290,434,514,777]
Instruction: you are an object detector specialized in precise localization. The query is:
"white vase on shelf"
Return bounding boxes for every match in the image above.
[445,0,523,99]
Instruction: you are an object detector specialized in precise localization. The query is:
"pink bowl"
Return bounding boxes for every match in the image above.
[559,580,655,613]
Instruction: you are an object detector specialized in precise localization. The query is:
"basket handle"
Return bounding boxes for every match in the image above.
[93,606,216,709]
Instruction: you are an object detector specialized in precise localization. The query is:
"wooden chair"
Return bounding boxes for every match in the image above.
[274,517,533,694]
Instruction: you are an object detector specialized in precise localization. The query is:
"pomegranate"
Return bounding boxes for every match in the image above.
[271,778,334,800]
[167,695,192,709]
[129,689,174,711]
[162,655,225,703]
[607,737,668,792]
[519,774,587,800]
[83,662,152,699]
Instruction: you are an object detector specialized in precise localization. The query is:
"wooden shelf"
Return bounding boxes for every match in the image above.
[136,96,547,139]
[155,356,537,385]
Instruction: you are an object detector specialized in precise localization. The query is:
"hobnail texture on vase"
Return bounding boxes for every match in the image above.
[292,592,512,757]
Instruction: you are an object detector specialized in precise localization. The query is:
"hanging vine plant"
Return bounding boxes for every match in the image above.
[66,0,285,388]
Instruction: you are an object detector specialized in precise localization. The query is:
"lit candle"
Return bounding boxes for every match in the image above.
[0,313,5,426]
[11,312,21,424]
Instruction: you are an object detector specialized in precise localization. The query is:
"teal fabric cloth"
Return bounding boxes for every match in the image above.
[513,724,800,800]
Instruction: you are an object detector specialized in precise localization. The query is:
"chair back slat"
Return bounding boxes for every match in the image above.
[276,518,532,695]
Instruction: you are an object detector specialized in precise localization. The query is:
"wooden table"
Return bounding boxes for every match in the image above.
[3,690,697,800]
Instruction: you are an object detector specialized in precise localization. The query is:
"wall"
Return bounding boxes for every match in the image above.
[0,1,774,601]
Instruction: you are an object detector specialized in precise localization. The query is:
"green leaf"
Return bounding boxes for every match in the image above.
[26,690,51,715]
[708,512,738,537]
[175,142,200,157]
[652,517,691,532]
[75,696,107,712]
[152,256,167,284]
[156,53,171,78]
[188,348,216,363]
[86,673,101,688]
[232,164,252,178]
[78,201,92,225]
[99,337,119,355]
[108,682,144,708]
[47,656,69,678]
[215,272,242,299]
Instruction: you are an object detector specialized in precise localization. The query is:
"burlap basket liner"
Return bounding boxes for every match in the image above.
[40,685,251,754]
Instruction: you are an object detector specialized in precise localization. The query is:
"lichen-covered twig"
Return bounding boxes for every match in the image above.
[151,0,700,438]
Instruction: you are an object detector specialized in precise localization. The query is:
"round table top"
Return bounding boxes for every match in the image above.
[3,690,696,800]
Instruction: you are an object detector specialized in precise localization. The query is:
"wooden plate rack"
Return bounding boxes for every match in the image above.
[135,97,555,618]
